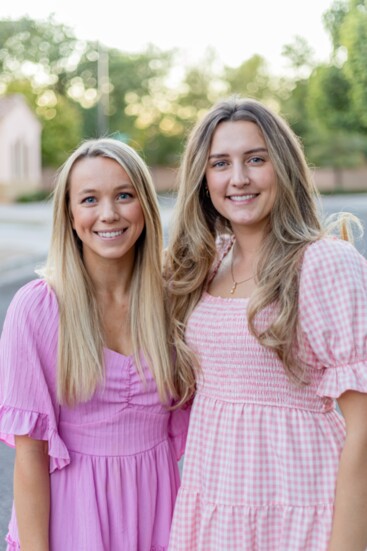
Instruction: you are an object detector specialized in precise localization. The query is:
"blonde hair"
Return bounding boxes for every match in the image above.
[166,96,361,384]
[42,138,177,406]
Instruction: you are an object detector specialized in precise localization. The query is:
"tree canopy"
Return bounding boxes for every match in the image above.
[1,2,367,170]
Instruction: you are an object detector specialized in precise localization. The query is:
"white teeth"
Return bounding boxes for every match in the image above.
[230,194,257,201]
[97,230,124,238]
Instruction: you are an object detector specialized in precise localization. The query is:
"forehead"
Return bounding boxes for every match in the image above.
[209,120,265,151]
[69,156,133,189]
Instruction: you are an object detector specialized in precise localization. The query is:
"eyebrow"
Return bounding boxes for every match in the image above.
[76,183,134,196]
[208,147,268,160]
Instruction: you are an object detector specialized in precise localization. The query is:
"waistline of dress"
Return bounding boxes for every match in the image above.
[58,409,170,456]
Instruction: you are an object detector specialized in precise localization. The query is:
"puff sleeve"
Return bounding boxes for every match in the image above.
[0,279,70,472]
[298,238,367,399]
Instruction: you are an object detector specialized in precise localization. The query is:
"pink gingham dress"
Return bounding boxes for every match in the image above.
[0,279,189,551]
[168,237,367,550]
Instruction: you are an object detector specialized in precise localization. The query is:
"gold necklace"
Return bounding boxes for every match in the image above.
[230,253,254,295]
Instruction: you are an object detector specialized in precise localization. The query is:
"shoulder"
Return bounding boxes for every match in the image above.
[6,278,59,326]
[301,237,366,274]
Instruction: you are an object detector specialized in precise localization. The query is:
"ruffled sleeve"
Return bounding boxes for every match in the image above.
[298,238,367,400]
[0,279,70,472]
[168,400,192,461]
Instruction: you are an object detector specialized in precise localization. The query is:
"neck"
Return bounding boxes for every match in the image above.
[231,218,269,257]
[84,253,135,299]
[231,231,265,264]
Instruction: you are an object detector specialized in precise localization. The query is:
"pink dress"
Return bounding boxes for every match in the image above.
[168,237,367,550]
[0,279,189,551]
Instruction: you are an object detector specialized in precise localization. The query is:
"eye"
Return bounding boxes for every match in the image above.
[248,156,265,165]
[82,196,96,204]
[210,160,228,169]
[117,192,132,200]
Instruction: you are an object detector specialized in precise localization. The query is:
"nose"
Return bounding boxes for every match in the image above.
[100,200,119,223]
[230,162,250,186]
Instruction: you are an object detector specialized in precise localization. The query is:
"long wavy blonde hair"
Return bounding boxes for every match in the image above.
[165,97,360,385]
[42,138,178,406]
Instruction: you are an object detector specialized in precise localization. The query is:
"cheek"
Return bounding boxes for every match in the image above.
[129,204,145,226]
[70,209,91,233]
[206,176,224,205]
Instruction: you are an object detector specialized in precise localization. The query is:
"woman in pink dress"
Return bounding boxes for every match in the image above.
[166,97,367,550]
[0,138,190,550]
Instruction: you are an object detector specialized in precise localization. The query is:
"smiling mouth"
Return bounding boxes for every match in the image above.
[228,194,258,201]
[95,229,127,238]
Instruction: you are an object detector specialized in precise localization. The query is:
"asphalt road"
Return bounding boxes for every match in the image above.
[0,193,366,548]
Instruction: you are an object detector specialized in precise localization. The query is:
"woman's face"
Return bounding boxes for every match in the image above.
[205,120,277,235]
[68,156,145,271]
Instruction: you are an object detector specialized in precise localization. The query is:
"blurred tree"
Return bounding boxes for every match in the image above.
[2,8,367,174]
[276,37,317,141]
[338,0,367,129]
[323,0,349,50]
[6,79,82,167]
[280,6,367,174]
[310,0,367,173]
[37,93,83,167]
[0,16,83,165]
[0,16,79,90]
[224,55,273,102]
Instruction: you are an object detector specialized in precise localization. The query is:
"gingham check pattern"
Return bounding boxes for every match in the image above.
[168,238,367,550]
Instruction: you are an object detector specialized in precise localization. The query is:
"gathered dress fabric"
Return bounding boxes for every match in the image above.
[168,237,367,551]
[0,279,189,551]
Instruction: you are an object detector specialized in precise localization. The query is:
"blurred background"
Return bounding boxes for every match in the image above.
[1,0,367,547]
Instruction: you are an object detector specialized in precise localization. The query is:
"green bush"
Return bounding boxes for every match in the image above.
[15,189,52,203]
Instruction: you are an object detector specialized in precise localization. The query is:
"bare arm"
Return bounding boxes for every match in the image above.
[14,435,50,551]
[328,390,367,551]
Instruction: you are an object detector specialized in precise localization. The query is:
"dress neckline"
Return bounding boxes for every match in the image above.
[103,346,134,361]
[205,235,252,301]
[203,290,250,303]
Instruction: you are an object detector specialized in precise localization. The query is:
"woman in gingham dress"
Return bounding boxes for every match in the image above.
[165,97,367,550]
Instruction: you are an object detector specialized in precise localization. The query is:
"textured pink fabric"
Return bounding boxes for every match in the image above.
[0,279,189,551]
[168,237,367,550]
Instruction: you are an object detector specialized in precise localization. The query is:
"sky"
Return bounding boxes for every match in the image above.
[0,0,335,75]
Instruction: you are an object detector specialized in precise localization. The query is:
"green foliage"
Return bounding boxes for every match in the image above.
[40,94,83,167]
[1,6,367,170]
[224,55,273,101]
[0,16,79,87]
[5,80,82,167]
[307,64,354,130]
[281,36,316,72]
[323,0,349,50]
[15,189,52,203]
[339,2,367,128]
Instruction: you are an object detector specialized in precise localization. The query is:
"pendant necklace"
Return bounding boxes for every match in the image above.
[230,252,254,295]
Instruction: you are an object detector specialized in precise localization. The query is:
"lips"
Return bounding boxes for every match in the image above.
[95,229,127,238]
[227,194,258,201]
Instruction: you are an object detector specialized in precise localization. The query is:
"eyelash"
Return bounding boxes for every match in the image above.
[211,157,265,169]
[81,192,133,204]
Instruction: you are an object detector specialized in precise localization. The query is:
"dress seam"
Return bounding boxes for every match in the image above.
[179,487,334,509]
[66,436,172,458]
[196,392,334,413]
